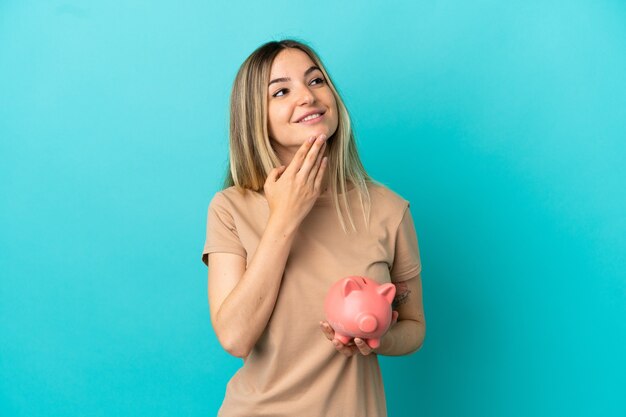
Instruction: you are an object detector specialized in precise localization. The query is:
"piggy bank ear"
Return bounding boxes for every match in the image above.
[377,283,396,304]
[342,278,362,297]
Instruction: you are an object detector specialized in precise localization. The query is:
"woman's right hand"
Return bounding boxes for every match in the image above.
[264,133,328,229]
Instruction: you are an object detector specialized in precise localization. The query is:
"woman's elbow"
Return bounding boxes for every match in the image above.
[224,341,250,359]
[216,330,250,358]
[414,320,426,351]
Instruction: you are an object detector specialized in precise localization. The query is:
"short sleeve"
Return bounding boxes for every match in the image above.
[201,192,247,267]
[389,202,422,282]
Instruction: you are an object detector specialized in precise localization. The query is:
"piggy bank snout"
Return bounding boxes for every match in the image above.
[356,313,378,333]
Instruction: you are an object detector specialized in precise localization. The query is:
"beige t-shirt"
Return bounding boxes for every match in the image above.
[201,181,422,417]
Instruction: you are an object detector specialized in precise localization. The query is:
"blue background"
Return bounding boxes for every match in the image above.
[1,1,625,416]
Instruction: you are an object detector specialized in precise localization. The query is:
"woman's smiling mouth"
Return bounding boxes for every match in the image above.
[298,112,325,124]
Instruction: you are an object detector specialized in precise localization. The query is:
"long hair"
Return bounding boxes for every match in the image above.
[222,38,382,233]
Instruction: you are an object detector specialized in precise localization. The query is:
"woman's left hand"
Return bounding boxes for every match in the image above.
[319,314,398,357]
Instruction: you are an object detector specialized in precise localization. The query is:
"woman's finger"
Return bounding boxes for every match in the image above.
[354,338,373,355]
[314,153,328,193]
[307,141,326,184]
[283,135,317,177]
[295,134,326,182]
[321,321,368,357]
[332,339,355,357]
[265,165,285,186]
[319,321,334,340]
[391,310,399,326]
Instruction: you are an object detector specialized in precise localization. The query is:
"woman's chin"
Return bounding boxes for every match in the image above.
[314,126,337,140]
[301,130,329,141]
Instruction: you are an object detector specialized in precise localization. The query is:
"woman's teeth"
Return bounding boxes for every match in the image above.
[300,113,322,122]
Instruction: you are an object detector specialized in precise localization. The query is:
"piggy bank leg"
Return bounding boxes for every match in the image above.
[366,338,380,349]
[334,333,352,345]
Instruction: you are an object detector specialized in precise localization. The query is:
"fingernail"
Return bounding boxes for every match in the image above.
[320,134,327,141]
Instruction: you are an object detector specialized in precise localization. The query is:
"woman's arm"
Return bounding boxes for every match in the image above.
[209,215,299,358]
[373,273,426,356]
[210,135,328,358]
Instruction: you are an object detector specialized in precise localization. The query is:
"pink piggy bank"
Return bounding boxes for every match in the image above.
[324,276,398,349]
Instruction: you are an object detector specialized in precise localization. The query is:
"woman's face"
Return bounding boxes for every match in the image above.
[267,48,338,157]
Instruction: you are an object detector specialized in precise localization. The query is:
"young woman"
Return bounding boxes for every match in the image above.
[201,39,425,417]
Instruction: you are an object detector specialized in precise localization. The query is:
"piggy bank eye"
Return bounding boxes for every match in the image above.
[361,278,367,285]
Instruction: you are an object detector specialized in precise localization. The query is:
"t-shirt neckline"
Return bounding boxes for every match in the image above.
[256,183,359,207]
[314,183,358,206]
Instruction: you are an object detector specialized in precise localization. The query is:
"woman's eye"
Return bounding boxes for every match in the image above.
[273,89,288,98]
[272,78,325,98]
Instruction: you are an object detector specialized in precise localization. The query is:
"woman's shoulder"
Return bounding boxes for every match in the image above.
[364,181,412,229]
[366,180,409,207]
[209,186,264,211]
[214,185,260,200]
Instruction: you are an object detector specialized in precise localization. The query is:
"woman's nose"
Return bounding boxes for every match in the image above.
[297,86,315,105]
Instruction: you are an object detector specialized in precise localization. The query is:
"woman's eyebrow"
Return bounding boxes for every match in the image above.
[269,65,320,86]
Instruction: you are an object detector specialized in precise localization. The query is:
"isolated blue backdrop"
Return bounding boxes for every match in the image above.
[1,1,624,416]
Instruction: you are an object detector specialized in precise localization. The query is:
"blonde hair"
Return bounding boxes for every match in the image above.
[222,38,383,233]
